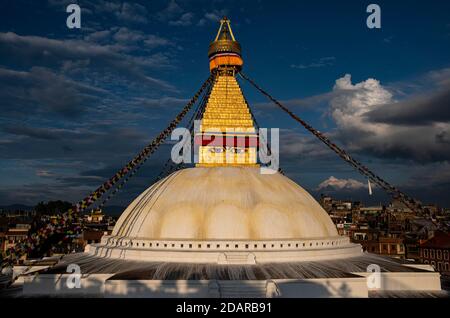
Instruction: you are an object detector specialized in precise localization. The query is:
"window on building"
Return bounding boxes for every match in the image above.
[437,250,442,259]
[216,244,220,248]
[430,250,435,259]
[424,249,429,258]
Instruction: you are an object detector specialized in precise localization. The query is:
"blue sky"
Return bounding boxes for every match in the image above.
[0,0,449,208]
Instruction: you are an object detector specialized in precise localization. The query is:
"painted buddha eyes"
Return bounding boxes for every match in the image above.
[210,147,224,153]
[209,147,246,154]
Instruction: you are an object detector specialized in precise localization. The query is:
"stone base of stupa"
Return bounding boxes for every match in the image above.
[8,252,444,298]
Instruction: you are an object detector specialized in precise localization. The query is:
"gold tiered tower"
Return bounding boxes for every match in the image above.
[195,17,258,167]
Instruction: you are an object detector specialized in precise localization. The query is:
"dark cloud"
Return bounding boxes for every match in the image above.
[131,96,188,109]
[436,130,450,145]
[0,122,172,205]
[280,130,333,160]
[252,92,334,112]
[79,155,169,179]
[86,0,122,14]
[0,67,105,118]
[110,27,172,50]
[2,125,61,140]
[116,2,149,24]
[366,89,450,126]
[169,12,195,26]
[197,9,228,26]
[0,126,150,161]
[157,0,184,22]
[0,32,175,91]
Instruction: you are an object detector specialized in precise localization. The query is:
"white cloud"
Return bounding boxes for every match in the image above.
[116,2,149,24]
[331,74,393,132]
[329,73,450,162]
[84,30,111,43]
[36,170,55,177]
[111,27,171,49]
[169,12,194,26]
[317,176,367,191]
[291,57,336,70]
[197,10,228,26]
[157,0,184,21]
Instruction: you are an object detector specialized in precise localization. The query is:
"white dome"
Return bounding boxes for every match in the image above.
[112,167,338,240]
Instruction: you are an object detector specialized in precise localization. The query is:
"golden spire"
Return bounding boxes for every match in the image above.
[195,18,257,167]
[208,17,243,72]
[214,17,236,41]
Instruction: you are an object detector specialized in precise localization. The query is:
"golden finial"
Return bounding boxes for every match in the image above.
[208,17,243,72]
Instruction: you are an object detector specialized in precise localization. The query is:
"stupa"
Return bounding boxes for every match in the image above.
[15,18,443,298]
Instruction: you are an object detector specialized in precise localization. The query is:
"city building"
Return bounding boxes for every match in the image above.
[419,231,450,273]
[85,209,105,224]
[4,227,29,253]
[81,229,106,246]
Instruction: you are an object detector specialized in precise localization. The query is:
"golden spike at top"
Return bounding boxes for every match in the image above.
[214,17,236,42]
[208,17,243,72]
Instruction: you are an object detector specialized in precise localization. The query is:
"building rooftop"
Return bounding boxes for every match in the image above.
[420,231,450,249]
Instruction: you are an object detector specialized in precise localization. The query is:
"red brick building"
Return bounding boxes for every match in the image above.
[419,231,450,273]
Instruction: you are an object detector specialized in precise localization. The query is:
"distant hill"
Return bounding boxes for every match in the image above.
[0,204,125,216]
[0,204,34,211]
